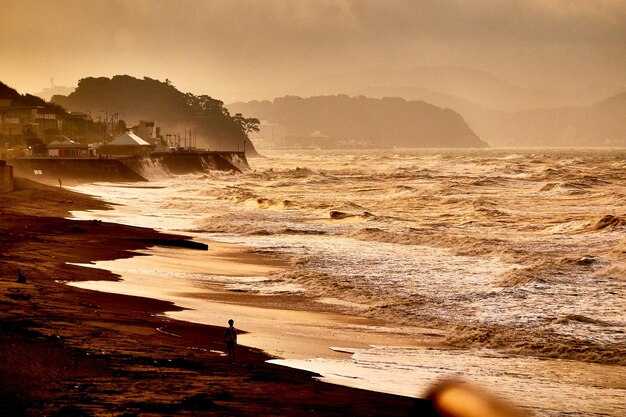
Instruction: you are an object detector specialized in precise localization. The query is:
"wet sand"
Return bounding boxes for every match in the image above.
[0,178,425,416]
[69,245,444,362]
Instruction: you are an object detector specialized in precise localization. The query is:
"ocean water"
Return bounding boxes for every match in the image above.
[70,148,626,417]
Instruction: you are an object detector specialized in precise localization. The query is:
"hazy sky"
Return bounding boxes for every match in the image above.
[1,0,625,102]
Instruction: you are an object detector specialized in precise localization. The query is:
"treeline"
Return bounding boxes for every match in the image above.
[0,81,64,113]
[229,95,487,148]
[52,76,257,153]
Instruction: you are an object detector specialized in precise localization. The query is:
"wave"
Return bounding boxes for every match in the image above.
[349,227,514,260]
[591,214,626,231]
[539,214,626,234]
[538,181,591,195]
[543,220,591,234]
[497,255,608,287]
[388,185,414,194]
[446,324,626,366]
[329,210,375,221]
[501,154,524,160]
[596,241,626,280]
[594,264,626,281]
[192,214,328,237]
[255,198,297,210]
[158,200,199,210]
[610,239,626,258]
[551,314,612,326]
[467,178,501,187]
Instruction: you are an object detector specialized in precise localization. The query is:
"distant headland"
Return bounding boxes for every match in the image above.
[228,95,488,149]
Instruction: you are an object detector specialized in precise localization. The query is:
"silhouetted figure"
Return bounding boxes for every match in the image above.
[17,269,26,284]
[58,178,62,188]
[224,319,237,363]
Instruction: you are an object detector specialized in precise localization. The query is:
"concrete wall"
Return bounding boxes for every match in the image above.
[10,158,147,182]
[122,152,249,178]
[8,151,249,185]
[0,160,14,193]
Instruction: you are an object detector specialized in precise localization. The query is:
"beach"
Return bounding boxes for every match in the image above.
[65,148,626,417]
[2,148,625,417]
[0,178,421,416]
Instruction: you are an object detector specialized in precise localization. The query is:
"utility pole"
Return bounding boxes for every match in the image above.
[100,110,108,142]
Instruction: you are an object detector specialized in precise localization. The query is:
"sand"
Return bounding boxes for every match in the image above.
[68,244,443,361]
[0,178,428,416]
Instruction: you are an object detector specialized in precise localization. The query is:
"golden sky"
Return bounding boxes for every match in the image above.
[1,0,625,103]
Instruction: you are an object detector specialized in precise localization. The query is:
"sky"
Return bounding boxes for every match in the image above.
[1,0,625,103]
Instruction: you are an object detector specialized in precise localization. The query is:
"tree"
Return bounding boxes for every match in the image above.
[233,113,260,136]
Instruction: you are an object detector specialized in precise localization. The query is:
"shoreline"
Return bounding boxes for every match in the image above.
[67,244,445,363]
[59,176,626,417]
[0,178,424,416]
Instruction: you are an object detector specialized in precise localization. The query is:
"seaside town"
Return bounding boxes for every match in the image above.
[0,78,255,184]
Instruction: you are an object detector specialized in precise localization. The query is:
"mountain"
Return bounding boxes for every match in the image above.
[296,66,624,113]
[52,75,255,153]
[293,66,625,147]
[493,92,626,147]
[228,95,487,148]
[354,85,626,148]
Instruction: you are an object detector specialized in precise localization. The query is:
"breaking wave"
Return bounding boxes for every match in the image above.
[446,324,626,366]
[591,214,626,231]
[108,148,626,370]
[496,255,609,287]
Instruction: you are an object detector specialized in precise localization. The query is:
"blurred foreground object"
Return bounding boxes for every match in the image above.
[424,379,529,417]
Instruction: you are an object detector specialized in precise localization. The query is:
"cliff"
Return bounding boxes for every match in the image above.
[228,95,487,148]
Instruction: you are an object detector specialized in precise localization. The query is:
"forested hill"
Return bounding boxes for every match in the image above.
[228,95,487,148]
[1,81,65,113]
[52,76,255,153]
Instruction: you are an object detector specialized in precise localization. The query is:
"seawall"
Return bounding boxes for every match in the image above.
[9,151,249,183]
[11,158,147,183]
[122,151,249,179]
[0,160,14,193]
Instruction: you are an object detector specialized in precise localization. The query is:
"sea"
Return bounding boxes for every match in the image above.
[69,148,625,417]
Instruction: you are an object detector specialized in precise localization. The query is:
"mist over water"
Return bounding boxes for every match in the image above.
[72,148,626,417]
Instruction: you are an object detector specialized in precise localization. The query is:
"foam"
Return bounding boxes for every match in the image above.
[68,148,626,417]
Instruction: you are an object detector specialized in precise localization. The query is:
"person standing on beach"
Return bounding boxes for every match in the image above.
[224,319,237,363]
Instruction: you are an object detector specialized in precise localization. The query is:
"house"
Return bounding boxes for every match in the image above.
[0,102,61,145]
[132,120,160,145]
[98,131,154,156]
[69,111,91,120]
[282,130,337,149]
[0,104,39,142]
[47,136,90,157]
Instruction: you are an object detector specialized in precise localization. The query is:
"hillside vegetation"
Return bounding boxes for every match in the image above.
[1,81,65,114]
[52,76,255,152]
[229,95,487,148]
